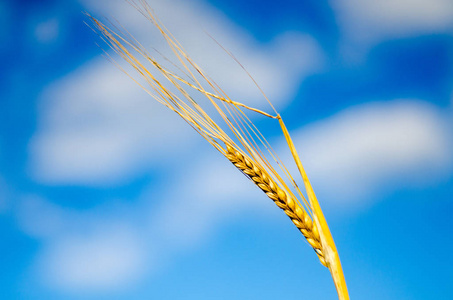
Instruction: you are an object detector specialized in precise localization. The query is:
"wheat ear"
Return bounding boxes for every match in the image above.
[224,144,326,266]
[87,1,349,299]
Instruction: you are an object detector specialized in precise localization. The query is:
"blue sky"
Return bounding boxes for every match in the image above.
[1,0,452,299]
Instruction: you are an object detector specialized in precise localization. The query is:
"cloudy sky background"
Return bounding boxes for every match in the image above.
[1,0,452,299]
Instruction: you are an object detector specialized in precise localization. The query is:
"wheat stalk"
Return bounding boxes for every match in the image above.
[87,1,349,299]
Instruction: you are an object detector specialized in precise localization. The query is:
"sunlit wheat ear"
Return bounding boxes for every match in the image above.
[224,144,326,265]
[87,1,349,299]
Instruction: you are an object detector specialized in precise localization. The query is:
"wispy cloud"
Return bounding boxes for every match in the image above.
[332,0,453,45]
[30,0,323,185]
[20,157,276,293]
[145,154,273,250]
[17,196,149,292]
[38,225,147,292]
[30,56,196,184]
[291,100,452,204]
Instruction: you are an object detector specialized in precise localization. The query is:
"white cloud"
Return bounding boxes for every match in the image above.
[82,0,323,105]
[290,100,452,203]
[146,155,273,250]
[30,0,323,185]
[153,100,451,214]
[17,196,149,292]
[20,164,269,294]
[20,163,270,293]
[30,57,196,185]
[332,0,453,45]
[81,0,323,107]
[39,225,147,292]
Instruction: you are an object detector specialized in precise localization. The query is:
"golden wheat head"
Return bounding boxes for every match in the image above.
[87,1,349,299]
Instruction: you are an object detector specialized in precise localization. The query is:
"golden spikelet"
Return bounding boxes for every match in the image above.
[224,144,326,266]
[87,1,349,299]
